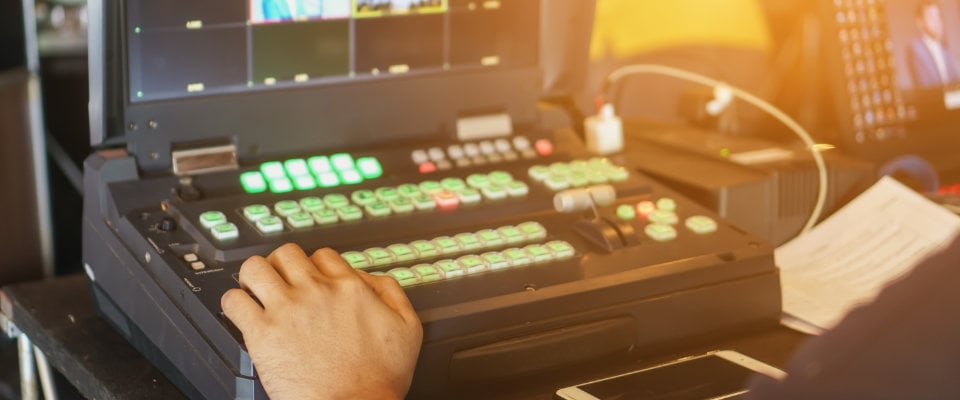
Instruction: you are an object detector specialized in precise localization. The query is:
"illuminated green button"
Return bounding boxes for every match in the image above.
[308,156,332,175]
[299,197,325,213]
[649,210,678,225]
[269,178,294,193]
[617,204,637,221]
[587,171,609,185]
[481,184,507,200]
[387,244,416,262]
[389,197,415,214]
[656,198,677,212]
[568,172,589,188]
[545,240,575,259]
[199,211,227,229]
[256,216,284,234]
[434,259,464,278]
[240,172,268,194]
[431,236,461,254]
[441,177,467,191]
[323,194,349,209]
[457,255,487,274]
[412,264,442,282]
[568,160,589,172]
[476,229,504,247]
[505,181,529,197]
[364,247,394,266]
[481,252,510,270]
[243,205,271,222]
[375,187,400,201]
[685,215,718,235]
[410,240,439,258]
[339,170,363,185]
[260,162,286,180]
[607,166,630,182]
[351,190,377,206]
[524,244,553,263]
[284,159,310,177]
[211,223,239,241]
[411,193,437,210]
[489,171,513,185]
[356,157,383,179]
[502,248,532,267]
[336,205,364,221]
[330,153,355,172]
[274,200,301,217]
[454,233,482,251]
[397,184,421,198]
[387,268,419,287]
[544,175,570,191]
[293,175,317,190]
[497,226,525,244]
[518,221,547,240]
[341,251,371,269]
[316,172,340,188]
[645,223,677,242]
[549,162,571,176]
[365,202,392,217]
[418,181,443,194]
[312,209,339,225]
[456,188,482,204]
[527,165,551,181]
[588,157,612,168]
[287,212,315,229]
[466,174,490,188]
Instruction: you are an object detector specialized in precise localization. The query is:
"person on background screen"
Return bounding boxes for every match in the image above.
[908,1,960,87]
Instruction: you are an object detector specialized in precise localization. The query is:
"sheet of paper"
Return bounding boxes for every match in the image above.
[776,176,960,335]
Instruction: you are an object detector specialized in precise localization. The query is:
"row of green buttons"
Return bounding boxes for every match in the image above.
[376,240,576,287]
[240,154,384,194]
[198,211,240,241]
[340,221,549,270]
[528,159,630,191]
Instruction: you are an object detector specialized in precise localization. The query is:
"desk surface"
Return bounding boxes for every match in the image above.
[1,274,808,400]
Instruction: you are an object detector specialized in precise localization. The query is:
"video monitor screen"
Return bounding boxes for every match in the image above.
[828,0,960,145]
[125,0,539,103]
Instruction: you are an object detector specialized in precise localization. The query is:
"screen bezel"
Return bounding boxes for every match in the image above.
[89,0,544,173]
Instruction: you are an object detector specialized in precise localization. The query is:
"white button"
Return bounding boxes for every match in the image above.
[464,143,480,157]
[513,136,531,150]
[447,145,465,159]
[436,160,453,170]
[495,139,511,153]
[479,141,496,155]
[190,261,206,271]
[183,253,199,263]
[428,147,446,161]
[411,150,428,164]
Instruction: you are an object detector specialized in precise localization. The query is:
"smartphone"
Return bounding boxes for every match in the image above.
[554,350,785,400]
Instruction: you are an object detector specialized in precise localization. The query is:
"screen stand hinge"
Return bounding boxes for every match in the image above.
[456,113,513,142]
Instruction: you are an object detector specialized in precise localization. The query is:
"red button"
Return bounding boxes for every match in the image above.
[432,190,460,211]
[534,139,554,156]
[419,162,437,174]
[636,201,656,218]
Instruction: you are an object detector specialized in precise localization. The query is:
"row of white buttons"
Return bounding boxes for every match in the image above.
[411,137,532,164]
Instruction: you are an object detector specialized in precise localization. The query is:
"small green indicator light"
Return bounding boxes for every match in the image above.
[261,161,286,180]
[294,175,318,190]
[269,178,294,193]
[308,156,332,175]
[720,148,731,158]
[136,91,144,98]
[240,171,268,193]
[356,157,383,179]
[316,172,341,188]
[617,204,637,220]
[284,159,310,177]
[330,153,355,172]
[339,169,363,185]
[134,27,142,34]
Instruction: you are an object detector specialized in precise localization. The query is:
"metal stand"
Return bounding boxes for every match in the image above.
[3,315,58,400]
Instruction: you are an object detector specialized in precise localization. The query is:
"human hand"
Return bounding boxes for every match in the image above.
[221,244,423,400]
